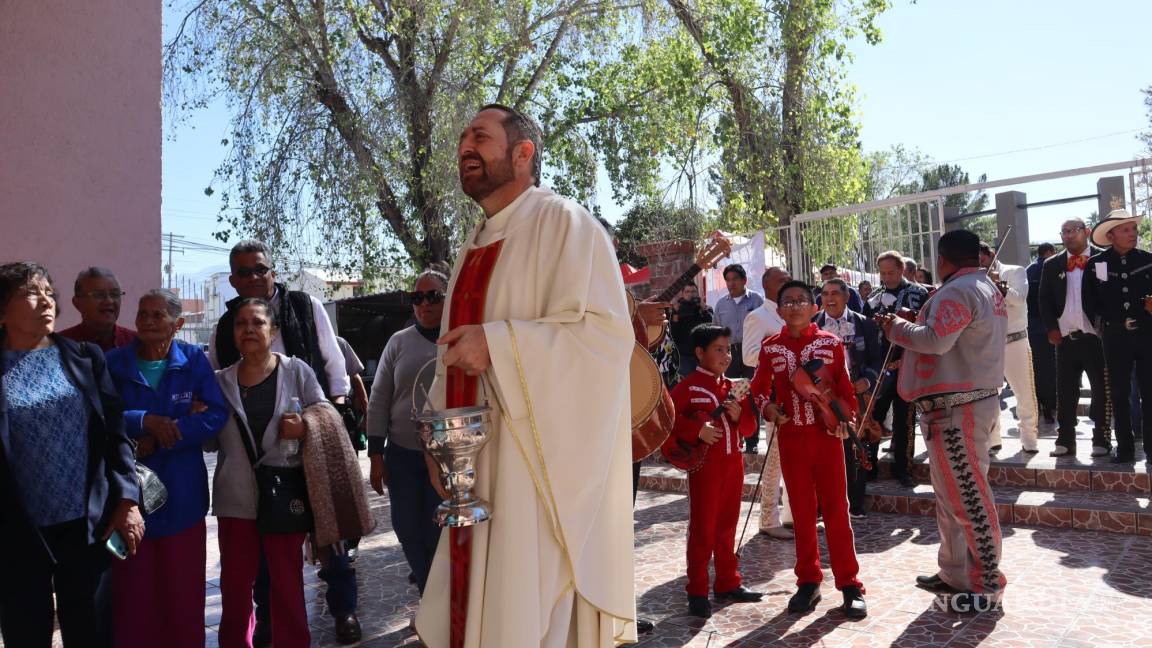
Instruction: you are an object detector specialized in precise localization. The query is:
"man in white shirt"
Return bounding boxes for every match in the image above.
[1037,218,1112,457]
[742,267,793,539]
[980,244,1040,454]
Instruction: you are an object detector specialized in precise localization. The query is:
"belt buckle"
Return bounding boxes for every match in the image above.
[1125,318,1139,331]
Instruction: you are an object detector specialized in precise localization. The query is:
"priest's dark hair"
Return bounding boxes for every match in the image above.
[938,229,981,267]
[776,279,815,304]
[690,324,732,352]
[479,103,543,187]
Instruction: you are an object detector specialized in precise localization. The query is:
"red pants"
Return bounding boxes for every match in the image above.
[686,447,745,596]
[112,520,207,648]
[778,425,863,590]
[217,517,309,648]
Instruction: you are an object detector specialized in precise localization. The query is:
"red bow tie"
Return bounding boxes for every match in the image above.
[1067,255,1087,272]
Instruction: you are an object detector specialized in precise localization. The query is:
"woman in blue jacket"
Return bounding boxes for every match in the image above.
[106,289,227,648]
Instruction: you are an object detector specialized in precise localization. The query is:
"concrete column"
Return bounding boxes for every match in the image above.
[1097,176,1126,217]
[0,0,161,328]
[995,191,1029,266]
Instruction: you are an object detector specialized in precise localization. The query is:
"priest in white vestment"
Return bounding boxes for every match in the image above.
[413,105,638,647]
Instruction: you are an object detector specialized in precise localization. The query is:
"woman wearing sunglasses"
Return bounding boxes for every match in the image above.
[366,269,447,594]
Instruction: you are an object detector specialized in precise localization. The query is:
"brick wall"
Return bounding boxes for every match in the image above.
[632,239,697,300]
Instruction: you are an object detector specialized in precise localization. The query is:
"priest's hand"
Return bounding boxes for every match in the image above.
[439,325,491,376]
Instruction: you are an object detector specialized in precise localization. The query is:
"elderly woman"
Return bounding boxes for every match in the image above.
[0,261,142,647]
[214,297,325,648]
[105,289,227,647]
[367,269,447,593]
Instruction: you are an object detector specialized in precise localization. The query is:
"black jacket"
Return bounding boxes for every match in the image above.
[0,333,140,565]
[1037,246,1103,334]
[1083,247,1152,334]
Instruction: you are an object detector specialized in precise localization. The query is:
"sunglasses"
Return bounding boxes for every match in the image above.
[234,265,273,279]
[408,290,445,306]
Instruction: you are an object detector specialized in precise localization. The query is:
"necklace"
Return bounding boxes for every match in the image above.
[239,356,277,398]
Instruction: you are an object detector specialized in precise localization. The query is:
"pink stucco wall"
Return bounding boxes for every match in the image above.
[0,0,161,329]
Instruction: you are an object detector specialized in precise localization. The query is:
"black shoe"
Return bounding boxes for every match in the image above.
[915,574,959,593]
[637,618,655,634]
[897,474,916,488]
[787,583,821,613]
[688,595,712,618]
[252,619,272,648]
[715,585,764,602]
[335,613,362,644]
[1112,451,1136,464]
[841,586,867,619]
[988,445,1002,456]
[1050,443,1075,457]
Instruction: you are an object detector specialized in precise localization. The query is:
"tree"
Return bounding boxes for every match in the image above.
[166,0,689,277]
[614,201,712,267]
[666,0,887,253]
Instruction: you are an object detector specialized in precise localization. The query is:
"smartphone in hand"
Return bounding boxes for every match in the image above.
[105,530,129,560]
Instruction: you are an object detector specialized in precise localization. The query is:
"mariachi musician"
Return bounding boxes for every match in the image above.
[750,280,867,620]
[814,278,884,518]
[876,229,1007,610]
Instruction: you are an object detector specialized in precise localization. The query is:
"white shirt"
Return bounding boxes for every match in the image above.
[992,261,1029,335]
[818,312,856,369]
[1057,252,1097,337]
[742,299,785,367]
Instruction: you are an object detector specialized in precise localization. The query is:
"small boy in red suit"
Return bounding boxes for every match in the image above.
[749,280,867,619]
[667,324,762,618]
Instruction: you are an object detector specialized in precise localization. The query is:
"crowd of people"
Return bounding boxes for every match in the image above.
[3,101,1149,648]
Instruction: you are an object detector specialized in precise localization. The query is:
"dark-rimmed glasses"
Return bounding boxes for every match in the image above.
[79,290,125,301]
[234,265,273,279]
[409,290,445,306]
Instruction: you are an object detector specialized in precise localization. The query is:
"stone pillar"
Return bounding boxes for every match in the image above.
[1097,176,1126,217]
[994,191,1029,267]
[633,240,697,300]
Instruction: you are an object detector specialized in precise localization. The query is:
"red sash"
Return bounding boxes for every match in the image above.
[445,240,503,648]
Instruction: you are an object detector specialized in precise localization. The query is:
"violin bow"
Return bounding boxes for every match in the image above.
[985,224,1015,276]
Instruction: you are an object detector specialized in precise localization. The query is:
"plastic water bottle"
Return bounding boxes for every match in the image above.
[281,397,302,457]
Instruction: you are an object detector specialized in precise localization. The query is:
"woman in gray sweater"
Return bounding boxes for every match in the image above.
[367,269,446,594]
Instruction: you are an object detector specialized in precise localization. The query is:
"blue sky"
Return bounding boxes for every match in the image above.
[161,0,1152,277]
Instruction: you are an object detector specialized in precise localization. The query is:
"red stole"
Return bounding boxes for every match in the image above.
[445,239,503,648]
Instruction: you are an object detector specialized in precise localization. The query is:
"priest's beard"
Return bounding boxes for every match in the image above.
[459,150,516,201]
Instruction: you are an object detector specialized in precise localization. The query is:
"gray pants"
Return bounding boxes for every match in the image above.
[921,396,1006,595]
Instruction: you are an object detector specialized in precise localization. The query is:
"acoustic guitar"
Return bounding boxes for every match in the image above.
[629,237,733,462]
[661,379,751,472]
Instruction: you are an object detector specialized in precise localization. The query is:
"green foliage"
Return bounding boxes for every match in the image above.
[614,201,712,266]
[165,0,888,276]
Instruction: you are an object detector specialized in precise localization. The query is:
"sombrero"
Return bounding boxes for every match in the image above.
[1091,209,1143,247]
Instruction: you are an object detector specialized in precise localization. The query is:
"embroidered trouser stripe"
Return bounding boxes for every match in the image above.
[924,398,1006,595]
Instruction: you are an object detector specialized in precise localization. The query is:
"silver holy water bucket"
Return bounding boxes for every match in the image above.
[412,361,494,527]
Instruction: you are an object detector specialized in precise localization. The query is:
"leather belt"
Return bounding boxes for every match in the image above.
[1006,330,1028,344]
[1064,330,1096,341]
[916,389,999,414]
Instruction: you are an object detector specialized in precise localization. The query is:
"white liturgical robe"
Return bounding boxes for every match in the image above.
[414,186,638,647]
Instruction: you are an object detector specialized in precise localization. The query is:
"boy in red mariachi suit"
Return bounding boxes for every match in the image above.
[669,324,762,618]
[750,281,868,619]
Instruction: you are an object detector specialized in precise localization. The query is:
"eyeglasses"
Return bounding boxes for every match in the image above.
[79,290,125,301]
[781,299,813,309]
[233,265,273,279]
[1060,226,1086,236]
[16,286,56,301]
[408,290,445,306]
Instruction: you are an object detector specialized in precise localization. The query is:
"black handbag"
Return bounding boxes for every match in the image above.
[234,412,314,534]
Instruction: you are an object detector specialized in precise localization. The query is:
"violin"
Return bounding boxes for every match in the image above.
[791,359,873,471]
[856,391,889,444]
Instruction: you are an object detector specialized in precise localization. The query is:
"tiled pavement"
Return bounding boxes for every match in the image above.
[25,385,1152,647]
